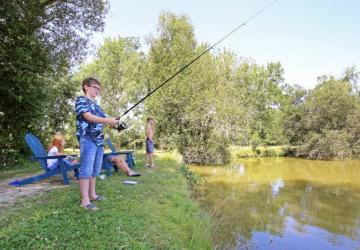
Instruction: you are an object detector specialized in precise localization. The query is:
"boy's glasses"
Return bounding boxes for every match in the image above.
[90,85,101,92]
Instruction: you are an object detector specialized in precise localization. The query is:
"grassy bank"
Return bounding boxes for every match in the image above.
[0,152,212,249]
[231,145,288,158]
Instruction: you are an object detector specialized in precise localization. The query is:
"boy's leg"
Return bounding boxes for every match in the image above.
[148,139,155,167]
[89,177,97,200]
[89,145,104,200]
[112,156,139,176]
[111,156,127,174]
[145,138,154,167]
[145,153,150,167]
[118,157,132,175]
[79,139,96,206]
[80,179,90,206]
[145,138,149,167]
[150,153,156,168]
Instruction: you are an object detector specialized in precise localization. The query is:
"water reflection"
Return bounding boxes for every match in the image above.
[271,179,284,197]
[190,157,360,249]
[234,164,246,176]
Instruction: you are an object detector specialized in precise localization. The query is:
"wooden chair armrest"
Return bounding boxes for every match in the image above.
[35,154,77,160]
[114,151,134,154]
[35,155,68,159]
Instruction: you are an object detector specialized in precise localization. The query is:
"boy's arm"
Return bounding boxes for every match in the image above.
[75,96,117,127]
[83,112,118,127]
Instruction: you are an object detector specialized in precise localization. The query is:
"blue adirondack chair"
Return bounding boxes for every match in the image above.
[9,133,80,186]
[102,138,135,176]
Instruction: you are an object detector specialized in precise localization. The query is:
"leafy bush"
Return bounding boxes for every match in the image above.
[182,142,230,165]
[0,149,19,169]
[346,110,360,155]
[283,74,360,159]
[261,148,277,157]
[296,130,351,160]
[282,146,297,157]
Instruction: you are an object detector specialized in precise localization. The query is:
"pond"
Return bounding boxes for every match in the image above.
[189,157,360,250]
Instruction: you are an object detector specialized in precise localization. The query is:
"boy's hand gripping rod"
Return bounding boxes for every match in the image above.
[115,0,279,130]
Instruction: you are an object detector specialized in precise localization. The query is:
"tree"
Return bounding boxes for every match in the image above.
[74,37,145,147]
[143,12,291,163]
[0,0,109,167]
[232,61,286,148]
[283,70,360,159]
[145,12,233,164]
[282,84,308,144]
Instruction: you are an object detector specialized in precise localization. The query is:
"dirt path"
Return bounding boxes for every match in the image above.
[0,173,78,212]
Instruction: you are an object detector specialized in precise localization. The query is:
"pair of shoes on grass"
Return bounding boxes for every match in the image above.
[82,203,98,211]
[91,195,105,201]
[81,195,105,210]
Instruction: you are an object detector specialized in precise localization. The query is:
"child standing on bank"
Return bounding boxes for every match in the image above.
[75,77,118,210]
[145,117,156,168]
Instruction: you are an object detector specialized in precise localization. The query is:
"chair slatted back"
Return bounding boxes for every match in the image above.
[106,138,117,153]
[25,133,48,170]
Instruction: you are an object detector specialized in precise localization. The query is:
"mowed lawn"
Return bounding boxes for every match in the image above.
[0,152,212,249]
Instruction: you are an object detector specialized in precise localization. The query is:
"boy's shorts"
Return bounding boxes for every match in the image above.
[79,138,104,178]
[146,138,154,153]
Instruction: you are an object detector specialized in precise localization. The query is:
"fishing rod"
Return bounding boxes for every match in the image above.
[116,0,279,131]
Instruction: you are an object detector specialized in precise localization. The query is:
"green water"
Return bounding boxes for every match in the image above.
[190,157,360,250]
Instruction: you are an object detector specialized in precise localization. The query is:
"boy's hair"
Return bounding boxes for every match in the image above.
[82,77,101,93]
[147,117,154,123]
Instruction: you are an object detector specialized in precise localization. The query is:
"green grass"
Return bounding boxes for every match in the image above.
[0,160,40,180]
[0,152,212,249]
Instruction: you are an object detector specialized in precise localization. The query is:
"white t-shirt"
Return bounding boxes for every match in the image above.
[47,146,59,167]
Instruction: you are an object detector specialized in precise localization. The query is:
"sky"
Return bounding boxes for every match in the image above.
[90,0,360,89]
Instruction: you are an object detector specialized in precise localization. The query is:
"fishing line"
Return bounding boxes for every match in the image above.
[118,0,279,121]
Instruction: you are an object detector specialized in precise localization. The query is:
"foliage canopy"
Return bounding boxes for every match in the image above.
[0,0,109,167]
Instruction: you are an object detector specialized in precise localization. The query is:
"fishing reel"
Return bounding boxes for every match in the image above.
[115,120,128,131]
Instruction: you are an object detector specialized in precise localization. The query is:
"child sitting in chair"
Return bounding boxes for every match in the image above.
[47,133,78,170]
